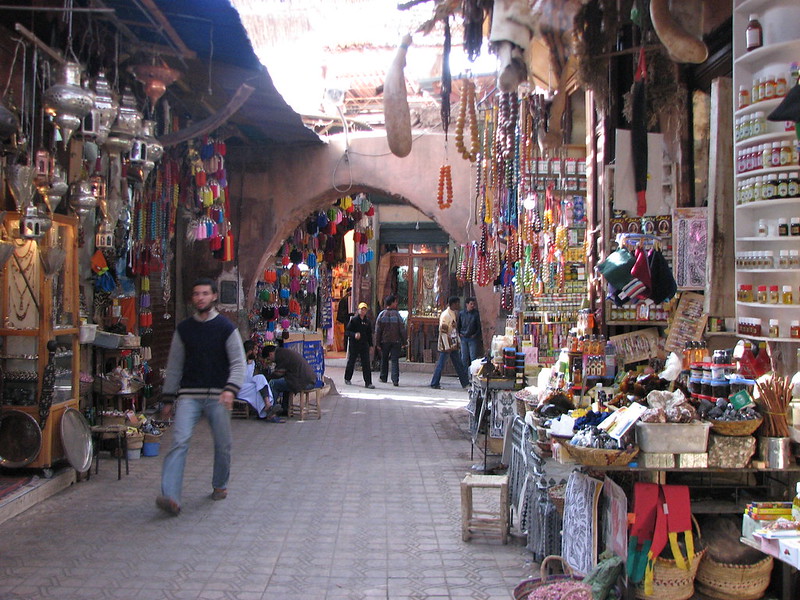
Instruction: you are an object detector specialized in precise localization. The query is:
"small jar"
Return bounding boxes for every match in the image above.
[791,320,800,339]
[740,284,754,302]
[792,249,800,268]
[772,142,782,167]
[781,141,793,166]
[789,173,800,198]
[780,249,790,268]
[777,74,788,97]
[758,219,768,236]
[754,318,763,336]
[764,75,776,100]
[769,319,780,338]
[738,85,751,109]
[783,285,794,304]
[769,285,780,303]
[757,285,768,303]
[778,218,789,236]
[764,250,775,268]
[778,173,790,197]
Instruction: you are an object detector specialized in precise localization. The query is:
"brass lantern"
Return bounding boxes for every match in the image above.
[129,59,180,106]
[43,62,95,145]
[41,164,69,214]
[69,180,97,219]
[95,219,114,248]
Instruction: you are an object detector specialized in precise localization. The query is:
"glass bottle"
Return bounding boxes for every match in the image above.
[764,75,776,100]
[758,219,768,236]
[772,142,782,167]
[770,319,780,338]
[757,285,768,303]
[783,285,794,304]
[746,15,763,51]
[769,285,780,303]
[738,85,751,109]
[778,173,789,197]
[792,320,800,338]
[792,217,800,236]
[777,74,788,97]
[789,174,800,199]
[779,218,789,236]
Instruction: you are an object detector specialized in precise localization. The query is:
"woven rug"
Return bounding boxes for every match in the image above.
[0,476,33,502]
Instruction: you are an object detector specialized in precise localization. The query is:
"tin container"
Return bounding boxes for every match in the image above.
[636,422,712,453]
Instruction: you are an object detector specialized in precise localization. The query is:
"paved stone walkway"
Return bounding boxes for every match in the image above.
[0,367,533,600]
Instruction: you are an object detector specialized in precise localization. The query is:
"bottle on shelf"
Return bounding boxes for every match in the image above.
[746,14,763,52]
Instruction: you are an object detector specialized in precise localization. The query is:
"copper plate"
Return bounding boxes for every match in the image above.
[0,410,42,468]
[60,408,93,473]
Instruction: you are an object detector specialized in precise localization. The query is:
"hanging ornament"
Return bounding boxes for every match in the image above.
[81,71,119,144]
[20,205,49,239]
[7,162,36,212]
[95,219,114,248]
[103,87,142,155]
[43,62,95,145]
[437,164,453,209]
[129,58,181,106]
[69,180,97,219]
[40,164,68,214]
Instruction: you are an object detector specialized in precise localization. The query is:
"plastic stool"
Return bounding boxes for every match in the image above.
[460,473,509,543]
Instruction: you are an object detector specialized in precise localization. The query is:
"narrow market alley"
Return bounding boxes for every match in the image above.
[0,366,532,600]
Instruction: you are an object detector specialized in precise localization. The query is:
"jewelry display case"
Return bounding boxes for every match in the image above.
[0,211,80,471]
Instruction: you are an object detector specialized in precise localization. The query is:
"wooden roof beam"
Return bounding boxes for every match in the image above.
[133,0,196,60]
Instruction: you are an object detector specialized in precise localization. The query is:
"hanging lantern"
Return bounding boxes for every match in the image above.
[140,120,163,163]
[37,162,68,214]
[69,180,97,218]
[43,62,95,145]
[103,87,142,154]
[34,149,52,190]
[129,58,181,106]
[81,71,119,144]
[95,219,114,248]
[20,205,49,239]
[7,163,36,212]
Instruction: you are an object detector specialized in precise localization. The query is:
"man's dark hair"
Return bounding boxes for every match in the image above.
[192,277,217,294]
[243,340,255,354]
[261,344,277,358]
[448,295,460,307]
[465,296,476,305]
[384,294,397,307]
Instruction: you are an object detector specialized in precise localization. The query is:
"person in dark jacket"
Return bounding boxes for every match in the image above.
[374,294,406,386]
[262,343,318,415]
[344,302,375,388]
[457,296,482,368]
[156,278,246,516]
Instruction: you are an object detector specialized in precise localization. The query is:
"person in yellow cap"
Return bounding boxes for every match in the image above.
[344,302,375,388]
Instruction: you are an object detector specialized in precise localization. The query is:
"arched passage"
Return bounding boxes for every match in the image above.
[228,131,500,342]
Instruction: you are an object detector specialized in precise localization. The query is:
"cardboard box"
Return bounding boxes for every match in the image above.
[779,538,800,569]
[635,422,711,453]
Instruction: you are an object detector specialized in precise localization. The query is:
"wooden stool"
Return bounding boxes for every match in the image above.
[460,474,509,544]
[231,399,254,419]
[89,425,129,480]
[288,387,321,420]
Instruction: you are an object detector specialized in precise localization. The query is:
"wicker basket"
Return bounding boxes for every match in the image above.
[708,417,763,437]
[634,517,705,600]
[561,444,639,467]
[513,556,591,600]
[547,483,566,517]
[695,554,773,600]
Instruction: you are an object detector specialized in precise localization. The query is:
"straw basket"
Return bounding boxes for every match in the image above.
[126,432,144,450]
[547,483,566,517]
[634,517,705,600]
[695,554,773,600]
[709,417,763,437]
[562,444,639,467]
[513,556,591,600]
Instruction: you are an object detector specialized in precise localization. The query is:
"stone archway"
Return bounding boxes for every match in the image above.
[228,131,500,343]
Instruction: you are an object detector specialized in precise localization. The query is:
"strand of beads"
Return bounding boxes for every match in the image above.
[455,79,480,161]
[437,164,453,209]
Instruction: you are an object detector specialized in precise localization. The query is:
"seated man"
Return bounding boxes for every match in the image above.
[262,343,317,416]
[238,341,283,421]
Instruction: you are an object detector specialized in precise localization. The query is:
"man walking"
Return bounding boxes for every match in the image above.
[430,296,470,389]
[374,294,406,387]
[458,296,482,368]
[156,278,246,516]
[344,302,375,388]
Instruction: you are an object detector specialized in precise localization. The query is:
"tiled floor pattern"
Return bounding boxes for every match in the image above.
[0,368,533,600]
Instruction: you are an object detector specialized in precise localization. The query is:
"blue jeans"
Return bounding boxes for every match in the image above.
[460,336,480,368]
[431,349,470,388]
[161,395,232,503]
[380,342,402,384]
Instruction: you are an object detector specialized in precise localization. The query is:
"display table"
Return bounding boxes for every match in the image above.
[740,535,797,599]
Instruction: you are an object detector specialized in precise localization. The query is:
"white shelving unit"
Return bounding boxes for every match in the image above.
[733,0,800,342]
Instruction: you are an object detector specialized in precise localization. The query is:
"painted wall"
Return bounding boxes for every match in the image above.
[226,131,500,346]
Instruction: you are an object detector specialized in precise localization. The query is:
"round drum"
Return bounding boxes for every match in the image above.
[0,410,42,468]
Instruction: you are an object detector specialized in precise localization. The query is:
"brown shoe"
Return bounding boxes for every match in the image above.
[156,495,181,516]
[211,488,228,501]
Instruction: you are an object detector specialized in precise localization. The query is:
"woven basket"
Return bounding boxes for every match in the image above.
[634,517,705,600]
[695,554,773,600]
[513,556,591,600]
[562,444,639,467]
[709,417,763,437]
[547,484,566,517]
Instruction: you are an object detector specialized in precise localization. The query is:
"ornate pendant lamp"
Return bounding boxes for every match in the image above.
[69,180,97,219]
[40,164,69,214]
[43,62,95,145]
[20,205,49,239]
[7,163,36,212]
[81,71,118,144]
[103,87,142,154]
[129,58,180,106]
[95,218,114,248]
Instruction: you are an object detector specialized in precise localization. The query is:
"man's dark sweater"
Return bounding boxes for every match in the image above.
[274,347,317,392]
[457,308,482,339]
